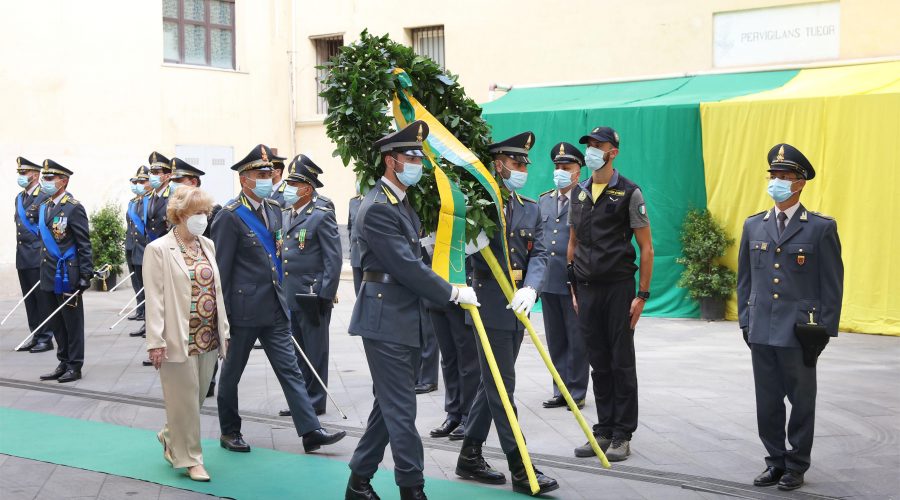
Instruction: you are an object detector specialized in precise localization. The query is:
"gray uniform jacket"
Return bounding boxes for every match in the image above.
[211,193,289,328]
[15,185,45,269]
[281,202,342,303]
[467,192,548,331]
[349,179,452,347]
[348,195,363,268]
[38,192,93,292]
[538,189,571,295]
[738,204,843,346]
[124,196,142,252]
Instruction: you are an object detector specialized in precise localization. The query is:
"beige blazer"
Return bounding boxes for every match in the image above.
[144,231,229,362]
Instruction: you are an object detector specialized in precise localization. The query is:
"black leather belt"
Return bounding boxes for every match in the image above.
[362,272,397,284]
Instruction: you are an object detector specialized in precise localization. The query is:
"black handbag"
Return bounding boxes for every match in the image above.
[295,293,321,327]
[794,323,830,368]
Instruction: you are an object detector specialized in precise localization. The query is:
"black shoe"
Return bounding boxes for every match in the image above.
[399,485,426,500]
[17,339,38,352]
[57,370,81,383]
[447,422,466,441]
[39,364,66,381]
[430,418,460,438]
[128,326,146,337]
[220,433,251,452]
[414,383,437,394]
[507,447,559,495]
[542,395,565,408]
[455,437,506,485]
[127,312,143,321]
[753,466,784,487]
[777,470,804,491]
[303,428,346,453]
[566,399,586,411]
[29,342,54,353]
[345,473,380,500]
[142,359,153,366]
[279,409,292,417]
[206,382,215,398]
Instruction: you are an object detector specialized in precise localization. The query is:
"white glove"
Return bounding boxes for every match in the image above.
[464,231,490,256]
[453,286,480,307]
[507,287,537,315]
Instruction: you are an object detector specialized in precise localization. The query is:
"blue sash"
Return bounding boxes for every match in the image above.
[144,194,161,241]
[234,204,283,283]
[16,193,39,237]
[38,207,77,294]
[127,200,146,236]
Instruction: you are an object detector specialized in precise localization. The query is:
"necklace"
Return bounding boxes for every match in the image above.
[173,227,201,260]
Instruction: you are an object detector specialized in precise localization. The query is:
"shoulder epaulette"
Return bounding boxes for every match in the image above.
[277,183,286,193]
[315,205,333,212]
[519,194,536,204]
[379,185,398,205]
[224,200,241,211]
[539,189,555,198]
[352,194,363,200]
[810,211,834,220]
[62,194,76,205]
[264,198,281,207]
[317,193,332,202]
[161,185,171,198]
[746,210,767,219]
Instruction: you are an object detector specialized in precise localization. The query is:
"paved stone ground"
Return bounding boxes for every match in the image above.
[0,278,898,500]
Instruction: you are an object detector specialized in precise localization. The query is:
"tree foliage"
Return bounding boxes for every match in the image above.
[89,203,126,271]
[676,209,737,299]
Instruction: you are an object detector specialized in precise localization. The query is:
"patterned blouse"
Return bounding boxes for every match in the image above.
[184,249,219,355]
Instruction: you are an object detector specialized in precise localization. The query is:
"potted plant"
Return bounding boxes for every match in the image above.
[89,203,126,291]
[676,208,736,320]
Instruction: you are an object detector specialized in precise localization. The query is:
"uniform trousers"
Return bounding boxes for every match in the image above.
[541,292,589,400]
[417,302,439,386]
[217,313,320,437]
[40,290,85,371]
[18,267,52,344]
[576,278,638,439]
[290,307,331,412]
[349,338,424,487]
[430,306,479,422]
[751,344,817,473]
[159,349,218,468]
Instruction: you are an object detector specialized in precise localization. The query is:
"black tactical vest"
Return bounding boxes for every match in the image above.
[569,172,639,283]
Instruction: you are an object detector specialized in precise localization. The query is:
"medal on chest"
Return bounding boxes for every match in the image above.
[298,229,307,250]
[52,216,68,241]
[274,229,283,255]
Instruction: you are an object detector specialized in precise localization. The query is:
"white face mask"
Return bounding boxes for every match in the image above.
[584,147,607,171]
[186,214,208,236]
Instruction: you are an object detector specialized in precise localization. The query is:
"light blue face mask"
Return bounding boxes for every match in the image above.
[168,181,181,193]
[584,147,607,171]
[252,177,274,198]
[397,162,424,187]
[41,179,59,196]
[500,163,528,191]
[283,184,301,205]
[130,183,144,195]
[767,178,798,202]
[17,175,30,189]
[149,174,163,189]
[554,169,574,189]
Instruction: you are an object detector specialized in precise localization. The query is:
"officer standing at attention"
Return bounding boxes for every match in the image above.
[538,143,589,410]
[169,158,205,189]
[454,131,558,495]
[567,126,653,462]
[124,165,150,337]
[267,149,289,208]
[344,121,480,500]
[277,154,341,417]
[14,156,54,353]
[738,144,843,491]
[348,183,364,294]
[36,160,93,383]
[212,145,345,455]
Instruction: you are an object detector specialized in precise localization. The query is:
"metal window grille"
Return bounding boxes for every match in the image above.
[314,35,343,114]
[412,26,445,69]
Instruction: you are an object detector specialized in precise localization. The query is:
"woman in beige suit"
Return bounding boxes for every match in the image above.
[144,186,229,482]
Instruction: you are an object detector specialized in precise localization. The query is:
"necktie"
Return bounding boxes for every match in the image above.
[256,204,268,230]
[149,194,157,214]
[558,194,568,217]
[777,211,788,237]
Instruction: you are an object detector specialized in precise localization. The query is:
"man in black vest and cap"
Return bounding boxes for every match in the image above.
[567,126,654,462]
[212,144,345,455]
[14,156,54,353]
[36,160,93,383]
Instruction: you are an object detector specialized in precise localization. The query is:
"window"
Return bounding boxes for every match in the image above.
[313,35,343,114]
[412,26,445,69]
[163,0,235,69]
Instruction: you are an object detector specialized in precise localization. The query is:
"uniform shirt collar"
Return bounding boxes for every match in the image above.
[774,201,801,224]
[51,191,66,206]
[293,201,311,216]
[244,194,262,210]
[381,177,407,202]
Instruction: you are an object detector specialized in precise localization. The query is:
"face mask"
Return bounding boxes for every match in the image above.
[130,183,144,195]
[251,177,273,198]
[186,214,208,236]
[170,181,182,193]
[767,178,798,203]
[149,174,163,189]
[554,169,574,189]
[396,161,424,187]
[283,184,301,205]
[584,147,607,171]
[41,179,59,196]
[17,175,30,188]
[500,163,528,191]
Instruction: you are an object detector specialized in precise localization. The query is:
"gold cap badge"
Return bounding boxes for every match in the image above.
[524,134,532,151]
[558,143,565,156]
[151,152,157,163]
[416,124,423,142]
[776,145,785,163]
[261,145,269,162]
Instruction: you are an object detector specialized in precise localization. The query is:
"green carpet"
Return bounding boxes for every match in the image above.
[0,407,520,499]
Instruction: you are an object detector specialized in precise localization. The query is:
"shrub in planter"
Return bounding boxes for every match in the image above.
[89,203,126,291]
[676,209,736,320]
